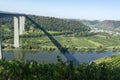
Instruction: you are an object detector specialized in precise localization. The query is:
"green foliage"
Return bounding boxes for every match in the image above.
[94,53,120,79]
[0,59,118,80]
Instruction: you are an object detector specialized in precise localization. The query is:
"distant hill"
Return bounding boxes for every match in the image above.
[80,20,120,32]
[95,20,120,32]
[80,20,99,27]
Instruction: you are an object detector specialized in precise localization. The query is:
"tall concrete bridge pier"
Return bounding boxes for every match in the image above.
[14,16,25,47]
[0,11,26,59]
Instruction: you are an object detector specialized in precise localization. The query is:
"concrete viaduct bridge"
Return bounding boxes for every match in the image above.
[0,11,79,64]
[0,11,26,59]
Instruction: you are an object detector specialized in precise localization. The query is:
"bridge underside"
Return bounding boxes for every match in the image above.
[0,11,25,18]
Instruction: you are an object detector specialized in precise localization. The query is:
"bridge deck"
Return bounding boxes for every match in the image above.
[0,11,25,18]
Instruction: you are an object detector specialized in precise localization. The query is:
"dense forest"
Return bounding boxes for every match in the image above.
[0,15,90,32]
[25,15,90,32]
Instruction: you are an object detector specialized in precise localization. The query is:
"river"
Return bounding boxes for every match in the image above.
[2,50,118,64]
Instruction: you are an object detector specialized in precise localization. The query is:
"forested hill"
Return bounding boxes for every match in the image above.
[0,15,90,32]
[25,15,90,32]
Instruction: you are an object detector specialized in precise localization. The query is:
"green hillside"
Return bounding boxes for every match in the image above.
[0,15,90,32]
[1,15,120,52]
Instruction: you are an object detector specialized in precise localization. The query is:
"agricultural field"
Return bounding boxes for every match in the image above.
[1,25,120,51]
[19,31,120,51]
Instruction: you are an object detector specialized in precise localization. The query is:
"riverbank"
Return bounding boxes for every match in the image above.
[94,53,120,67]
[2,46,120,53]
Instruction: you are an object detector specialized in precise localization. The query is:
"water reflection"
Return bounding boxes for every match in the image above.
[64,53,79,64]
[14,50,25,60]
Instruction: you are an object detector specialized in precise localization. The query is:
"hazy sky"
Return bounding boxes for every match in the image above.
[0,0,120,20]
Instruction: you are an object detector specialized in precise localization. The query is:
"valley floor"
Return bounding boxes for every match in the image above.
[2,31,120,52]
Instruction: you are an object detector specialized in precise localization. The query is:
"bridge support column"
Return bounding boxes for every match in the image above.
[14,16,19,48]
[0,41,2,59]
[22,16,25,31]
[19,16,25,35]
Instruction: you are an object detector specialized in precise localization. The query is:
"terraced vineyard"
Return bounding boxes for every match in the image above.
[20,31,120,51]
[2,29,120,51]
[95,53,120,68]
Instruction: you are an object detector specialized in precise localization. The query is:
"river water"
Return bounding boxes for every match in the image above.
[2,50,118,64]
